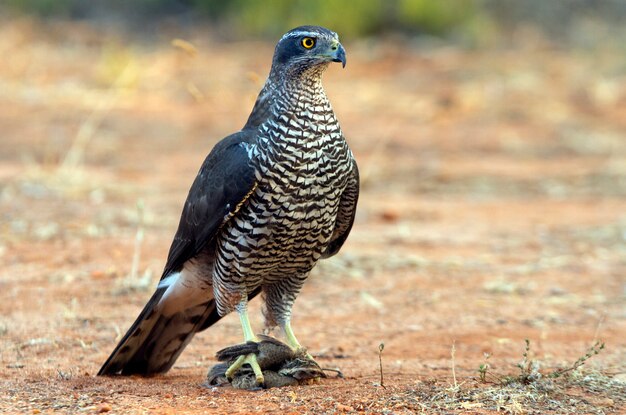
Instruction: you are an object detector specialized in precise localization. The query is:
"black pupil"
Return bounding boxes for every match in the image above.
[304,38,313,47]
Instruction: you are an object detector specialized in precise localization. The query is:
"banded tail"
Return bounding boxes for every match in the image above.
[98,270,220,376]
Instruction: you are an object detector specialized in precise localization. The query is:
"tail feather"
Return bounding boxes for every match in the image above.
[98,291,218,375]
[98,274,263,376]
[98,269,219,376]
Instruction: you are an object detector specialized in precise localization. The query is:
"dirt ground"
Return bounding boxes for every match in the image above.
[0,18,625,414]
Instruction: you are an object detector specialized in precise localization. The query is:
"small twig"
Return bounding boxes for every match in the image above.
[516,338,531,382]
[549,341,605,378]
[478,352,491,383]
[592,314,605,345]
[451,340,458,389]
[378,343,386,388]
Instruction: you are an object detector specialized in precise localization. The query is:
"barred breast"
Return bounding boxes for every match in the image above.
[211,78,353,316]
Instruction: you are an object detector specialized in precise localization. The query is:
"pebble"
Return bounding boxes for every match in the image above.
[336,403,354,412]
[97,403,112,413]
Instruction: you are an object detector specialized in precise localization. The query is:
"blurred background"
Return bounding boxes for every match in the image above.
[3,0,626,44]
[0,1,625,413]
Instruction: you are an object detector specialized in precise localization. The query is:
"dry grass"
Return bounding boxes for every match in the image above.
[377,340,623,414]
[407,370,624,414]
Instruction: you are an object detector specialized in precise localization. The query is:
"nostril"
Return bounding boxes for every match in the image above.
[331,46,337,50]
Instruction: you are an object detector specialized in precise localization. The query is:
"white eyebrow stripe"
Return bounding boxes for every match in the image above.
[280,30,338,41]
[281,31,321,40]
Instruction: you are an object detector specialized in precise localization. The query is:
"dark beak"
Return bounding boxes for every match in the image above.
[331,43,347,68]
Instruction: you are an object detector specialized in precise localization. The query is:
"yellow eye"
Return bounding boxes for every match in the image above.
[301,37,316,49]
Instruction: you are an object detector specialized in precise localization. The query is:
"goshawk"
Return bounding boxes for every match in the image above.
[98,25,359,386]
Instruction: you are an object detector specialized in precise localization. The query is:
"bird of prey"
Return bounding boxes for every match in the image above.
[98,26,359,386]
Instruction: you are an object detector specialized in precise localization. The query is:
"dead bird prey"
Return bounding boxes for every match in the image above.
[98,25,359,388]
[207,336,328,389]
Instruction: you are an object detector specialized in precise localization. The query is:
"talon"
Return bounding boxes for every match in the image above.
[225,355,246,381]
[302,350,315,362]
[225,353,265,385]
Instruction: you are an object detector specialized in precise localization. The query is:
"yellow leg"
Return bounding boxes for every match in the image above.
[239,307,258,343]
[282,320,316,364]
[282,320,302,350]
[225,305,264,385]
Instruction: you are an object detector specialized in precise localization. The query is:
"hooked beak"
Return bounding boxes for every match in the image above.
[329,42,346,68]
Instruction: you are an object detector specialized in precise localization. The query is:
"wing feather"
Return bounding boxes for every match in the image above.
[322,161,359,258]
[161,131,257,278]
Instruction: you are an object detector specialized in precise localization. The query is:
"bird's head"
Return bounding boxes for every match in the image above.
[270,26,346,79]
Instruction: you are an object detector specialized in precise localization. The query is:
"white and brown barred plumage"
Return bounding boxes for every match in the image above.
[99,26,359,377]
